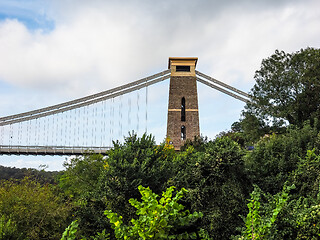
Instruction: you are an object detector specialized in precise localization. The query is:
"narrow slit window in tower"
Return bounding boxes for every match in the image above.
[181,125,186,140]
[176,66,190,72]
[181,97,186,121]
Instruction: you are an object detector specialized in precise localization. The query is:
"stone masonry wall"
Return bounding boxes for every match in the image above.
[166,76,200,149]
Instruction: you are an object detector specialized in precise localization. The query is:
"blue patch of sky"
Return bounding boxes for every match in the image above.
[0,0,55,32]
[0,77,34,96]
[0,80,16,94]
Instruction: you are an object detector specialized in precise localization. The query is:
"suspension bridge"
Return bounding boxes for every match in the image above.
[0,57,250,155]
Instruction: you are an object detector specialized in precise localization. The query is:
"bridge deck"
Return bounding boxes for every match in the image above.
[0,145,111,156]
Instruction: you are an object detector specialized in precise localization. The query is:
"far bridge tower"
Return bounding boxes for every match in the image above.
[166,57,200,150]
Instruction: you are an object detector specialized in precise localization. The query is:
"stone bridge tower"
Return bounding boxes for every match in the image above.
[166,57,200,150]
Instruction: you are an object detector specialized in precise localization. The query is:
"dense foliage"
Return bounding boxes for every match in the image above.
[0,178,71,240]
[244,122,320,194]
[107,185,205,239]
[172,137,249,239]
[0,165,59,184]
[246,47,320,127]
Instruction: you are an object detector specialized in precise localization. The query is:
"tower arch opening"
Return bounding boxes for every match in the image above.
[181,97,186,121]
[181,125,186,140]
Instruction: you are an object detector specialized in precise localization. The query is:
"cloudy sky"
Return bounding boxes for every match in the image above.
[0,0,319,170]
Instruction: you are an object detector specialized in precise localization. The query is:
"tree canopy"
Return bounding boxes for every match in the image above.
[246,47,320,127]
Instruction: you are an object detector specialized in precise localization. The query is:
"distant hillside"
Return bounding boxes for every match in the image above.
[0,165,61,184]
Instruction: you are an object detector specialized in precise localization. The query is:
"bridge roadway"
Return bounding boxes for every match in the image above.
[0,145,111,156]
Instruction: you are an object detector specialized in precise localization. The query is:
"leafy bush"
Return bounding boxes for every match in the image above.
[0,177,71,240]
[245,122,320,194]
[0,215,22,240]
[233,185,293,240]
[58,133,177,238]
[106,185,205,239]
[173,136,250,239]
[290,149,320,198]
[61,220,79,240]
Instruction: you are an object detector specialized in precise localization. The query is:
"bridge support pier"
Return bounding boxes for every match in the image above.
[166,57,200,150]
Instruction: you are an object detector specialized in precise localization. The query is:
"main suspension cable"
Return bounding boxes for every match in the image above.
[0,70,170,122]
[0,74,170,126]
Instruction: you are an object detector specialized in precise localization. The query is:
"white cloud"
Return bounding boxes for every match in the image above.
[0,0,319,98]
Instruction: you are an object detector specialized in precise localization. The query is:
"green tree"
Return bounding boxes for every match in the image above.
[174,136,250,239]
[0,215,22,240]
[97,133,176,224]
[61,220,79,240]
[58,133,176,238]
[234,185,293,240]
[290,148,320,199]
[180,136,208,152]
[237,112,268,144]
[58,152,109,237]
[246,47,320,127]
[0,165,59,184]
[0,177,71,240]
[59,153,106,199]
[106,185,205,239]
[233,182,320,240]
[293,199,320,239]
[245,122,320,194]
